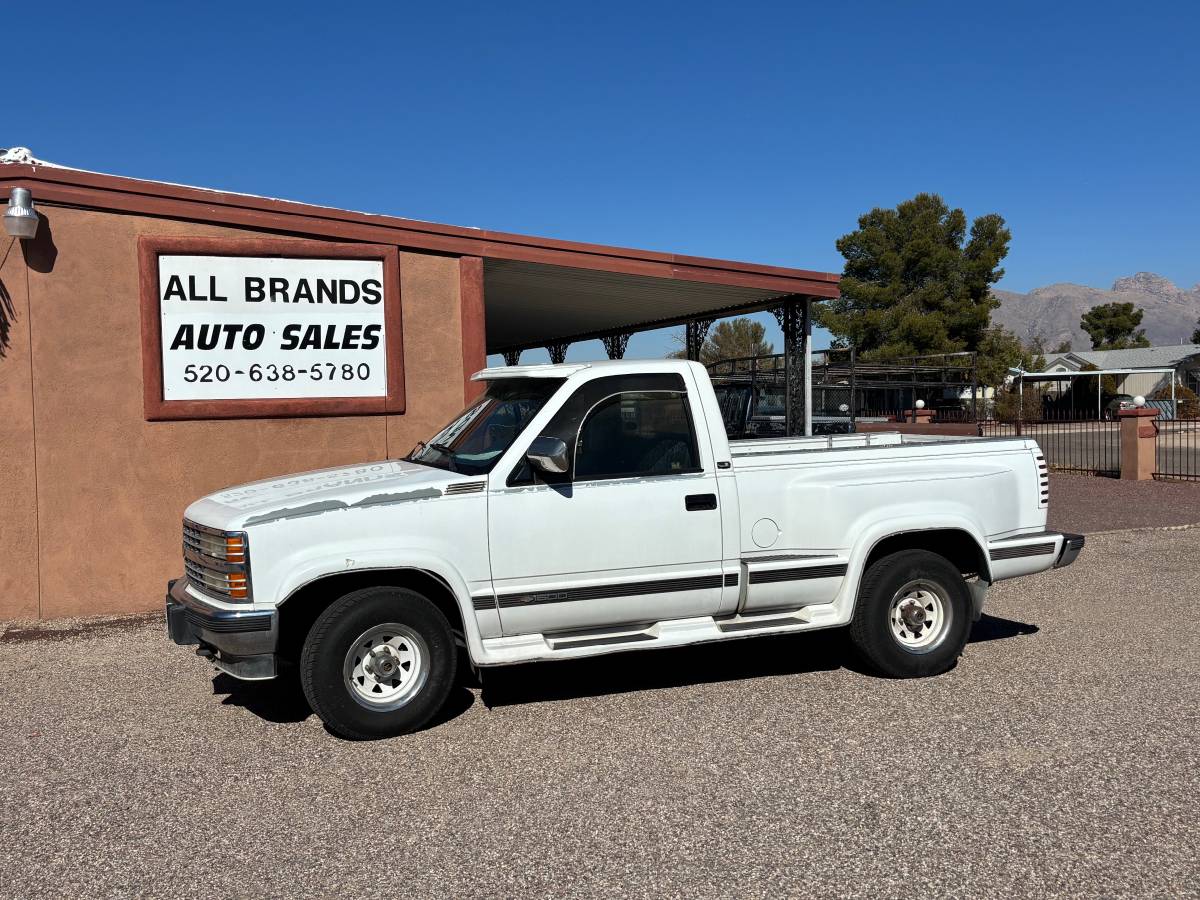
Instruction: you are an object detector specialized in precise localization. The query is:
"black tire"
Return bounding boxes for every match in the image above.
[848,549,971,678]
[300,587,456,739]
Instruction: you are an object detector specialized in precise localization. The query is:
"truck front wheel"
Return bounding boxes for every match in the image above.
[848,549,972,678]
[300,587,456,739]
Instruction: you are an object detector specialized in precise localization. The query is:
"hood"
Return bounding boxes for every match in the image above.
[185,459,466,530]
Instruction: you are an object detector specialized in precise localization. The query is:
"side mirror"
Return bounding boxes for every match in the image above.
[525,436,569,475]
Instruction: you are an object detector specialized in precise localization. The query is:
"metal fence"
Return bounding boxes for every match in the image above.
[707,351,982,432]
[980,418,1121,476]
[1153,418,1200,481]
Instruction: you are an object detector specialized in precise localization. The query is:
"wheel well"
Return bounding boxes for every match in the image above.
[864,529,988,581]
[276,569,467,665]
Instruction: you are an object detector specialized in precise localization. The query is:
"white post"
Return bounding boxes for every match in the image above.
[803,298,813,437]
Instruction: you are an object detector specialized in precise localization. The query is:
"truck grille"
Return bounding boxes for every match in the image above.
[183,520,251,601]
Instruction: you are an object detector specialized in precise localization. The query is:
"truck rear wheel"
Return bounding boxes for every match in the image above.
[300,587,456,739]
[849,549,971,678]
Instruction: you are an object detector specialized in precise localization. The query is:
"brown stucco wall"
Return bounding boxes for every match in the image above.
[0,237,40,619]
[4,205,466,620]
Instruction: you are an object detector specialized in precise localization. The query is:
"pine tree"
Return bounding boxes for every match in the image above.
[817,193,1010,360]
[1080,302,1151,350]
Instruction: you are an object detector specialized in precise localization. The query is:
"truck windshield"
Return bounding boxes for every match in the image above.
[406,378,565,476]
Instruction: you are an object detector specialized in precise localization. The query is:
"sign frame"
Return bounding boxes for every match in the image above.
[139,236,404,421]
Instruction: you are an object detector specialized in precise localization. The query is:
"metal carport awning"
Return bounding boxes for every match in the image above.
[483,259,809,352]
[1016,368,1178,418]
[1019,368,1177,379]
[480,256,840,437]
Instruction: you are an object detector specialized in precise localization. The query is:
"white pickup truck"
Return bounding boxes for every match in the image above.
[167,359,1083,739]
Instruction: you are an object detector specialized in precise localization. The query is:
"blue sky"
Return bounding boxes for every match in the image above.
[9,1,1198,363]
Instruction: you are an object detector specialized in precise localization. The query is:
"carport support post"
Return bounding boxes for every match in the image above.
[780,301,809,437]
[971,356,978,421]
[686,319,713,362]
[849,345,857,429]
[1017,375,1024,436]
[803,298,813,436]
[1118,407,1159,480]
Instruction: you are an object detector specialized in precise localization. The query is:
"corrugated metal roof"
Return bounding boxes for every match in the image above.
[484,259,794,351]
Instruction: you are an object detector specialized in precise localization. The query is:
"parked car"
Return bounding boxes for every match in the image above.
[167,360,1083,739]
[1103,394,1137,420]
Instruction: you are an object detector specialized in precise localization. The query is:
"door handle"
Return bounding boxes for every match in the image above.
[685,493,718,511]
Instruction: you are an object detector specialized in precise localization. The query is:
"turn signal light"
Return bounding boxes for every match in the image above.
[227,573,249,600]
[225,536,246,562]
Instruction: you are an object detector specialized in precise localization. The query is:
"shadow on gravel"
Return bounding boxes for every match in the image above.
[215,673,313,723]
[482,614,1042,708]
[481,629,845,708]
[969,614,1039,644]
[212,671,477,733]
[208,617,1038,721]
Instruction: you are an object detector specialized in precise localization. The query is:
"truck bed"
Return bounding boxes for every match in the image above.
[729,430,1038,471]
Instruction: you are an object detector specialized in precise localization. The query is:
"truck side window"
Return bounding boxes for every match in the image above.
[575,391,700,480]
[511,372,701,486]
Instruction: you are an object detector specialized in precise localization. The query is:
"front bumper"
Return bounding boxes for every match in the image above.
[165,578,278,680]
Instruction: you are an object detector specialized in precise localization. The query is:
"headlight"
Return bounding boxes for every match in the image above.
[183,520,252,601]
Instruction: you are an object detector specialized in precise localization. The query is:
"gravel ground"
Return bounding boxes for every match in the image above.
[1047,474,1200,534]
[2,528,1199,898]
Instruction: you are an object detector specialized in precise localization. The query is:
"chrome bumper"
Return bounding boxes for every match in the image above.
[987,529,1086,580]
[165,578,278,680]
[1054,532,1085,569]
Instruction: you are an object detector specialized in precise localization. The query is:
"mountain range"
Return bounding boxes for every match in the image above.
[991,272,1200,351]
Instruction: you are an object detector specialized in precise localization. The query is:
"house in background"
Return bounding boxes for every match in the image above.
[1043,344,1200,397]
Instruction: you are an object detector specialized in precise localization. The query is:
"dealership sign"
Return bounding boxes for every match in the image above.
[140,238,404,420]
[159,255,387,400]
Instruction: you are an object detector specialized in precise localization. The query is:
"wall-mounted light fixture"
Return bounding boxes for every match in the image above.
[4,188,40,239]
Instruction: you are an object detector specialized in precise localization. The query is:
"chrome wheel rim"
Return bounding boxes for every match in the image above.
[343,623,428,711]
[887,580,951,653]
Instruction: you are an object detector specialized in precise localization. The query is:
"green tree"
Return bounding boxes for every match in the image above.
[817,193,1011,359]
[975,326,1045,388]
[1052,339,1072,354]
[1190,318,1200,344]
[668,317,773,364]
[993,385,1047,423]
[699,318,773,365]
[1080,302,1150,350]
